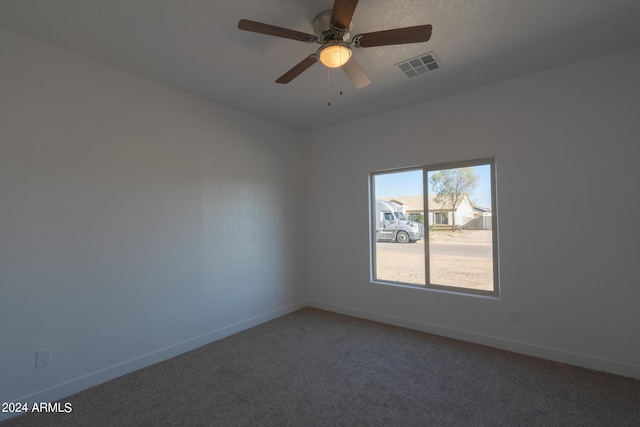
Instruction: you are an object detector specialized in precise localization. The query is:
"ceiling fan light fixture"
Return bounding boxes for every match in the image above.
[238,1,433,86]
[318,43,351,68]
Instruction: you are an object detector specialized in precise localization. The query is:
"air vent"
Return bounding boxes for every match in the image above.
[395,52,441,78]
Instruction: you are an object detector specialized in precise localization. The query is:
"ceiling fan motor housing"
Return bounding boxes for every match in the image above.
[313,9,351,42]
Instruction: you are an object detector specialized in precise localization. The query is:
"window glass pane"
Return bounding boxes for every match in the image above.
[427,164,494,291]
[373,170,425,285]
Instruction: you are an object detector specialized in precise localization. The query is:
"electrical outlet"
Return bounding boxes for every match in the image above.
[36,348,52,368]
[508,310,520,325]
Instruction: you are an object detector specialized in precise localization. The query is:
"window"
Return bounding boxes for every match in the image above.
[435,212,448,225]
[370,158,498,296]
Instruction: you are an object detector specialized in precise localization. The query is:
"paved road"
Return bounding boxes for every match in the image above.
[376,241,492,258]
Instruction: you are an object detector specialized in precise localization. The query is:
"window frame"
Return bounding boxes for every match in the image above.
[369,157,499,297]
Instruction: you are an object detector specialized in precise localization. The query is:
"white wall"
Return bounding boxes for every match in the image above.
[305,46,640,379]
[0,27,306,415]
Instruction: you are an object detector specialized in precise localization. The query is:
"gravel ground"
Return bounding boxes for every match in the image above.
[429,229,493,244]
[375,230,494,290]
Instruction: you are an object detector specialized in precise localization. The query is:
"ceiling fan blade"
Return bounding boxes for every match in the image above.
[341,57,371,89]
[354,24,432,48]
[238,19,317,43]
[276,54,318,84]
[331,0,359,29]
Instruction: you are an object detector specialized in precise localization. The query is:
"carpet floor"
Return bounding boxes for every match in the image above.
[3,307,640,426]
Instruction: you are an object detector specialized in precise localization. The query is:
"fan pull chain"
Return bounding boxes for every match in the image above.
[327,67,331,106]
[339,49,343,96]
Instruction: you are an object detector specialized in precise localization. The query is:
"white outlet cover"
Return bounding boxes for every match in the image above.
[508,311,520,324]
[36,348,52,368]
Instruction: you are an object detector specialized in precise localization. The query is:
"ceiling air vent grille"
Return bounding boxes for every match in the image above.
[395,52,441,78]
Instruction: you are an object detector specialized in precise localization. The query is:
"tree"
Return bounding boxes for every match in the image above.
[429,167,479,232]
[412,213,424,224]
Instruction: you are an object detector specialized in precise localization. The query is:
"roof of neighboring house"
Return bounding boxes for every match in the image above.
[383,193,474,213]
[473,205,492,214]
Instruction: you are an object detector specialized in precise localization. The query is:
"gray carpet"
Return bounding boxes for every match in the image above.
[4,307,640,426]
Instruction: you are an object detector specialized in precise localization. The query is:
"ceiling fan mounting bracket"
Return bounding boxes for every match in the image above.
[313,9,351,43]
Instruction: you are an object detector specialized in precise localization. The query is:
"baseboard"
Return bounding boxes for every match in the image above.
[307,299,640,380]
[1,300,307,422]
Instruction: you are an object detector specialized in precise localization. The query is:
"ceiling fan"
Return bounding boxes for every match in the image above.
[238,0,432,89]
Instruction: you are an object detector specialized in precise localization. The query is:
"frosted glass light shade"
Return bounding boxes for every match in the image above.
[319,44,351,68]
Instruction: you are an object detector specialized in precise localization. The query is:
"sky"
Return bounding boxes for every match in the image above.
[374,164,492,208]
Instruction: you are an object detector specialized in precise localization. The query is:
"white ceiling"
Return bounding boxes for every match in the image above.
[1,0,639,131]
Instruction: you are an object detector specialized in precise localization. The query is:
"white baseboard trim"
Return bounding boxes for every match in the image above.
[1,300,307,422]
[307,299,640,380]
